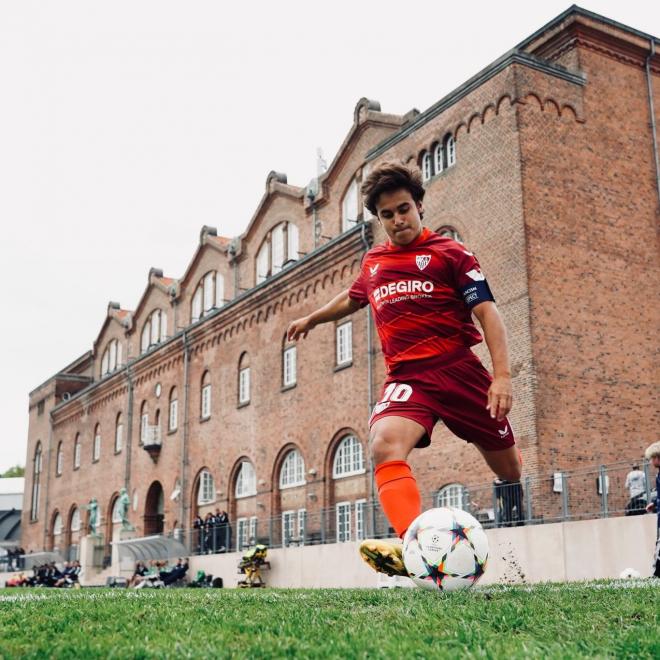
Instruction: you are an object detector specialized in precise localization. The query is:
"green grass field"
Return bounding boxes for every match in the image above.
[1,582,658,659]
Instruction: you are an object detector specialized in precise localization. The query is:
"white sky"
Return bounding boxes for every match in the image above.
[0,1,657,474]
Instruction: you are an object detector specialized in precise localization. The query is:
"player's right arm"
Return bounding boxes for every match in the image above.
[287,289,361,340]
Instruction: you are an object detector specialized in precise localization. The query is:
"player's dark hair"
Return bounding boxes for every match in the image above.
[361,161,426,216]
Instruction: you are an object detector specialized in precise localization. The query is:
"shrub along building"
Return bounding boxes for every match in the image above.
[22,7,659,559]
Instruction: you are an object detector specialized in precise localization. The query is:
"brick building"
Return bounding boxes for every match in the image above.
[21,6,659,556]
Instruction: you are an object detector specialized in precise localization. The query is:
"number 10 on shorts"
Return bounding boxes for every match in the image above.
[371,383,413,418]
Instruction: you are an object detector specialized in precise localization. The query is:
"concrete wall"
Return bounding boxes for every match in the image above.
[187,514,659,588]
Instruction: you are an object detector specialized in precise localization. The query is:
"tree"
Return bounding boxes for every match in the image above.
[1,465,25,478]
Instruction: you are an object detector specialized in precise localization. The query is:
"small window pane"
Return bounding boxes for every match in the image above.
[169,399,178,431]
[239,368,250,404]
[192,286,203,322]
[336,322,352,365]
[256,243,269,284]
[201,384,211,419]
[203,272,215,312]
[115,423,123,453]
[287,224,299,263]
[215,274,225,308]
[342,179,359,232]
[272,224,285,274]
[283,346,296,387]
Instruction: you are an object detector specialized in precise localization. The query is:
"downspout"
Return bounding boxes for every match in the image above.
[359,222,376,532]
[180,330,191,539]
[646,39,660,208]
[42,411,54,550]
[124,363,134,490]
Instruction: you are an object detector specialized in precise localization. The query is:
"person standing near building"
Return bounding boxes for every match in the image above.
[287,161,521,576]
[644,442,660,578]
[624,464,647,515]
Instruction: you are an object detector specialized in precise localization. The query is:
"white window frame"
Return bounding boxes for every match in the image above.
[271,223,285,274]
[297,508,306,545]
[191,286,203,323]
[279,449,306,489]
[249,516,258,545]
[336,321,352,366]
[73,437,81,470]
[446,135,456,167]
[239,367,250,405]
[53,513,63,536]
[215,273,225,308]
[140,323,151,354]
[169,398,178,432]
[235,461,257,499]
[93,429,101,462]
[433,143,444,175]
[56,443,63,476]
[201,383,211,419]
[70,508,81,532]
[197,470,215,505]
[355,499,367,541]
[436,483,467,510]
[140,412,149,444]
[342,178,360,232]
[333,435,365,478]
[421,152,432,181]
[282,510,296,547]
[283,346,296,387]
[236,517,249,551]
[336,501,351,542]
[256,242,269,284]
[286,224,299,264]
[115,422,123,453]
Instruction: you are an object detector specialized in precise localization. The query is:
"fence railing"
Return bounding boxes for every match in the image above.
[172,458,657,557]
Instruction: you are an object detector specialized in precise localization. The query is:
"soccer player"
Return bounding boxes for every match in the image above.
[287,162,521,577]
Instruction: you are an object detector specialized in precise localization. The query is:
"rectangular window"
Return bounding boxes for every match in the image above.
[336,502,351,542]
[336,322,353,366]
[203,272,215,312]
[282,511,296,547]
[141,414,149,444]
[215,274,225,308]
[249,516,258,546]
[93,434,101,461]
[201,385,211,419]
[271,224,285,274]
[342,179,359,232]
[37,400,45,415]
[74,442,81,469]
[160,312,167,342]
[287,224,299,264]
[115,424,123,453]
[355,499,366,541]
[192,288,203,323]
[256,243,269,284]
[150,314,160,346]
[239,367,250,404]
[283,346,296,387]
[236,518,249,552]
[297,508,307,545]
[169,399,178,431]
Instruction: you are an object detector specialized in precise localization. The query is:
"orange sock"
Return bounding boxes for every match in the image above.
[375,460,422,539]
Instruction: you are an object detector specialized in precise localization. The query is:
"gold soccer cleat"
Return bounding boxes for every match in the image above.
[359,538,409,577]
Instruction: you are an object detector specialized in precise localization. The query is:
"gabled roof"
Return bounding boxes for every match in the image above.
[92,302,133,355]
[238,172,305,245]
[176,225,232,293]
[130,268,179,328]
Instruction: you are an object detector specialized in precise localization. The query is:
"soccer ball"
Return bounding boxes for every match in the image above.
[402,507,488,591]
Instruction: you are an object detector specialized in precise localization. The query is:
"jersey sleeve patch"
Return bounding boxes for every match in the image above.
[460,280,495,308]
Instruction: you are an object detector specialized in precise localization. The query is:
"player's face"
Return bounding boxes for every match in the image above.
[375,189,424,246]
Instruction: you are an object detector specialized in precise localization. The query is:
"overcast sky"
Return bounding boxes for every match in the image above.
[0,1,657,474]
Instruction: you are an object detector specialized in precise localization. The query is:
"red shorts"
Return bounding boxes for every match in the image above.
[369,347,515,451]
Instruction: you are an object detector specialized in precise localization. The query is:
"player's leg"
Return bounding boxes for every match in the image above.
[473,444,522,483]
[360,415,427,577]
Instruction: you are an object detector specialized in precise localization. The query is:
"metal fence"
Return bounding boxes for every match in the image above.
[174,458,657,557]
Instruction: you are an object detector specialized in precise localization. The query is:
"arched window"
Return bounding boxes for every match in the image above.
[140,309,168,354]
[111,496,122,523]
[73,434,81,470]
[140,401,148,444]
[93,424,101,462]
[200,371,211,420]
[255,222,300,284]
[235,461,257,498]
[197,470,216,505]
[421,151,432,182]
[280,449,306,489]
[342,178,360,232]
[70,507,81,532]
[101,339,122,377]
[238,353,250,405]
[444,134,456,168]
[56,441,63,476]
[333,435,365,478]
[168,387,178,432]
[191,271,225,323]
[115,413,123,453]
[53,512,63,537]
[436,483,467,510]
[282,336,296,388]
[433,143,444,175]
[437,226,464,243]
[30,442,42,521]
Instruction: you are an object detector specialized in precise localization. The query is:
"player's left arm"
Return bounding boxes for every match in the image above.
[471,301,512,421]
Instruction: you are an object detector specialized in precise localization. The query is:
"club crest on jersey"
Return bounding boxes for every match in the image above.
[416,255,431,271]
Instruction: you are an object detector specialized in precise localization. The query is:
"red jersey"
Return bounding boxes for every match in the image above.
[348,227,495,372]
